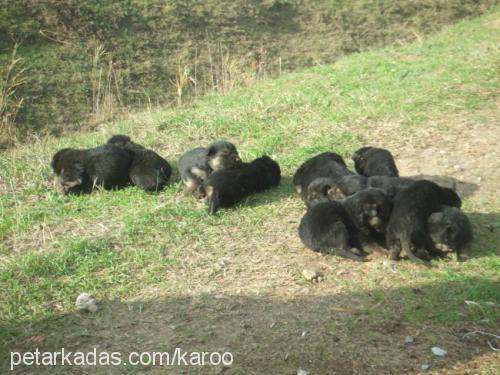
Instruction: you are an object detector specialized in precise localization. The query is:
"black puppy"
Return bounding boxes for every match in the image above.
[428,206,473,260]
[293,152,354,202]
[299,188,393,261]
[107,135,172,192]
[352,147,399,177]
[385,180,462,264]
[178,141,241,194]
[200,155,280,214]
[51,145,132,195]
[331,175,415,200]
[307,175,414,205]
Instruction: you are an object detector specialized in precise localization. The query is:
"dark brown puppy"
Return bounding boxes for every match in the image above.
[352,146,399,177]
[107,135,172,192]
[178,141,242,195]
[299,188,393,261]
[293,152,354,202]
[385,180,462,265]
[428,206,473,260]
[200,155,281,214]
[51,145,132,195]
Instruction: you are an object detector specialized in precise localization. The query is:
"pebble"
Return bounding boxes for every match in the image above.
[431,346,448,356]
[404,335,414,344]
[297,369,309,375]
[75,293,99,312]
[302,268,319,282]
[421,364,430,371]
[381,260,398,272]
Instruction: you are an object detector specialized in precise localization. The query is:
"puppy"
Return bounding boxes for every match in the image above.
[107,135,172,192]
[51,145,132,195]
[352,147,399,177]
[200,155,280,215]
[428,206,473,260]
[385,180,462,264]
[299,188,393,261]
[293,152,354,202]
[305,177,340,207]
[331,175,415,200]
[178,141,241,194]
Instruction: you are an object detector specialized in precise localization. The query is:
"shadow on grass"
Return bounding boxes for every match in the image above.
[410,174,479,199]
[467,212,500,259]
[1,277,498,374]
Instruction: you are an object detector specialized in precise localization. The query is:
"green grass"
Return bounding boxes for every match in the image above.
[0,11,499,372]
[0,0,495,136]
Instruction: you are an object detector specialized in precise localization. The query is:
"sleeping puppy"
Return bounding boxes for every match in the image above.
[308,175,413,205]
[385,180,462,265]
[200,155,281,214]
[330,175,415,200]
[305,177,340,207]
[51,145,132,195]
[178,141,241,195]
[292,152,354,202]
[298,188,393,261]
[428,206,473,260]
[107,135,172,192]
[352,147,399,177]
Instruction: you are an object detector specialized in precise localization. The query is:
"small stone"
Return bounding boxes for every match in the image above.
[75,293,99,312]
[302,268,319,282]
[404,335,414,344]
[297,369,309,375]
[476,177,482,182]
[421,364,430,371]
[431,346,447,356]
[382,260,398,272]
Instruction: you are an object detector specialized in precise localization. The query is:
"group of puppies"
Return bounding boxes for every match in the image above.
[294,147,473,264]
[177,140,281,214]
[51,135,172,194]
[51,137,280,215]
[51,139,473,264]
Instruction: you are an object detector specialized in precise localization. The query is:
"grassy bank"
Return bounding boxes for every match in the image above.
[0,0,496,141]
[0,10,499,373]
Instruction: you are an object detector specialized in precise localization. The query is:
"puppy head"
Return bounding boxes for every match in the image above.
[51,148,73,174]
[306,178,338,206]
[428,207,472,254]
[253,156,281,186]
[350,188,392,233]
[56,164,84,194]
[107,134,132,147]
[207,141,241,171]
[352,146,373,162]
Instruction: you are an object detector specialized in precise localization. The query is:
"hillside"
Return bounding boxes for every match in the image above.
[1,10,499,374]
[0,0,496,140]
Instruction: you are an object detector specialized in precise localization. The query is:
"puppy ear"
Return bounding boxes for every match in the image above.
[206,145,217,157]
